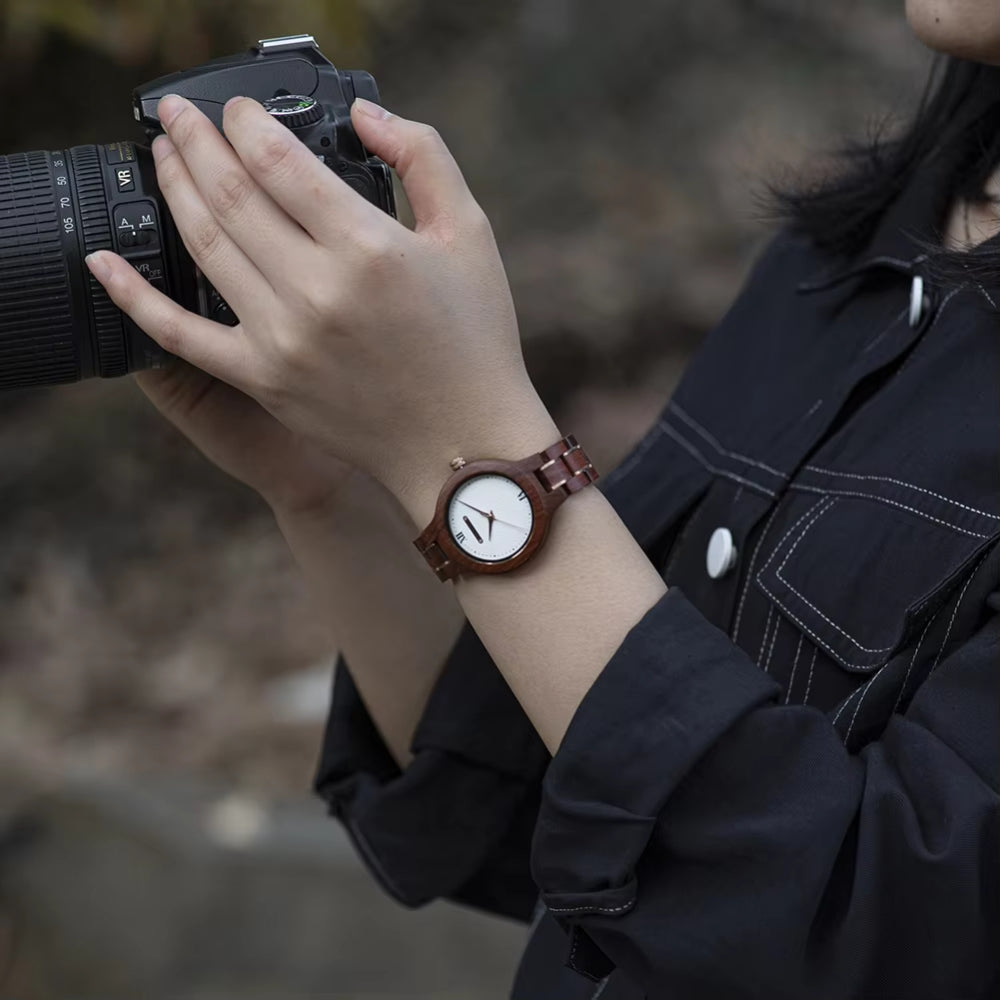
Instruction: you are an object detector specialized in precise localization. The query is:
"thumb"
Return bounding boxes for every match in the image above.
[350,98,475,232]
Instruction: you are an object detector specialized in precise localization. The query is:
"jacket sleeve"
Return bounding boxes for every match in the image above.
[530,581,1000,999]
[313,626,550,922]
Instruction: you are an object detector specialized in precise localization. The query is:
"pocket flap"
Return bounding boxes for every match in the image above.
[754,493,998,673]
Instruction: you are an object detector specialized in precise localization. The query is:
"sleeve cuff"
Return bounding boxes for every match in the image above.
[531,587,781,916]
[314,627,549,915]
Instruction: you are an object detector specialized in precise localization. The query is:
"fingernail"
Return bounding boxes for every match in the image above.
[86,251,112,283]
[352,97,391,120]
[224,96,247,112]
[151,134,174,161]
[158,94,186,128]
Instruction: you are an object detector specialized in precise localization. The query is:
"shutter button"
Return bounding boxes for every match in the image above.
[706,527,738,580]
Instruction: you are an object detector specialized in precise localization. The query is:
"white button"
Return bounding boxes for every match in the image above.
[706,527,738,580]
[909,274,928,328]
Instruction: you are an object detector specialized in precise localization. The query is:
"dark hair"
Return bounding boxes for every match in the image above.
[761,56,1000,287]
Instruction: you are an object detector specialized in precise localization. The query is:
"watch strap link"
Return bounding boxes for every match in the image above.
[414,536,453,582]
[535,434,599,501]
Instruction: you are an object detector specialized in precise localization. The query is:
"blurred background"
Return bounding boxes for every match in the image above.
[0,1,929,997]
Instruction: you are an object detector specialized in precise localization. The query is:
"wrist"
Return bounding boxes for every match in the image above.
[264,464,361,525]
[390,395,561,528]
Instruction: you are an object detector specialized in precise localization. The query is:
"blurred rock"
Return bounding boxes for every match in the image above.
[0,777,524,999]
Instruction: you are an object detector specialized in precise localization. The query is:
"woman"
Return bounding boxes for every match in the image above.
[87,2,999,997]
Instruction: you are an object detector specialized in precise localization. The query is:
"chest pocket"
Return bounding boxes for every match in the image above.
[754,484,1000,674]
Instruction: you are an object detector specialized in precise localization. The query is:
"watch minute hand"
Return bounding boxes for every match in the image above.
[456,500,526,533]
[457,499,491,519]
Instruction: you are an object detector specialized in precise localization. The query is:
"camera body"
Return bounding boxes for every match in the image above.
[0,35,396,389]
[134,34,396,216]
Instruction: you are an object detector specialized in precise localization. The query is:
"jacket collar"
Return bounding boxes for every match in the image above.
[795,143,1000,309]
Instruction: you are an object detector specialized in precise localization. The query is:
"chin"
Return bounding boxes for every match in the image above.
[906,0,1000,64]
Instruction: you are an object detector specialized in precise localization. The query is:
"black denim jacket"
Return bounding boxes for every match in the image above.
[314,148,1000,1000]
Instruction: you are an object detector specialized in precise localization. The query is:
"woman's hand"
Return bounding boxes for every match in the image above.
[134,362,354,516]
[88,94,557,526]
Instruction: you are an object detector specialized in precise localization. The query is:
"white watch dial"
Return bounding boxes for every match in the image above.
[447,474,534,562]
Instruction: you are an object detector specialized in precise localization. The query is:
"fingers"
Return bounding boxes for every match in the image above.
[86,250,251,389]
[349,99,479,234]
[151,135,272,312]
[156,95,317,280]
[134,362,217,426]
[220,96,379,246]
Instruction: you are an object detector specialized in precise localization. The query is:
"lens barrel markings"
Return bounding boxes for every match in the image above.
[0,152,77,387]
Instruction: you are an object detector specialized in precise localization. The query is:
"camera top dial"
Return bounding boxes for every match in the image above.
[261,95,324,130]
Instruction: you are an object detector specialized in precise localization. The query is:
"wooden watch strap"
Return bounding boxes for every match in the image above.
[534,434,599,499]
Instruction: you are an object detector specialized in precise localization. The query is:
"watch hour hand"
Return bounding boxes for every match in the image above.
[463,515,484,545]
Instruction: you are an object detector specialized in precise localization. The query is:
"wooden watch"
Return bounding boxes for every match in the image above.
[413,434,599,582]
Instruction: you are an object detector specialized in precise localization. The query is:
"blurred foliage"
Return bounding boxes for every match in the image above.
[0,0,407,65]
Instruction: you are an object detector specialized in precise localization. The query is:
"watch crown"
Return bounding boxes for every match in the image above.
[450,457,467,471]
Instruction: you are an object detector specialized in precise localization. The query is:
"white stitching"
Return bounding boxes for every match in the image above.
[802,466,1000,522]
[658,421,777,497]
[548,899,636,915]
[861,305,908,354]
[975,281,998,312]
[772,500,894,654]
[892,614,937,715]
[847,597,951,741]
[666,403,788,479]
[928,553,987,674]
[757,575,883,671]
[803,647,817,705]
[926,284,965,332]
[842,669,884,742]
[763,613,781,674]
[759,497,833,577]
[732,505,781,644]
[601,421,664,491]
[757,606,774,668]
[787,484,990,539]
[785,633,804,705]
[832,670,872,728]
[757,496,893,668]
[569,928,581,969]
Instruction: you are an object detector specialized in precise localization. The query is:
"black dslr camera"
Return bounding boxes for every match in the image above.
[0,34,397,390]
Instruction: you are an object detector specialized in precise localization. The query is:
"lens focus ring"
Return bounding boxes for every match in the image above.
[70,145,126,378]
[0,152,78,389]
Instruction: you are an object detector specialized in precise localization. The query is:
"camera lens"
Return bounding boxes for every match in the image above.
[0,143,171,390]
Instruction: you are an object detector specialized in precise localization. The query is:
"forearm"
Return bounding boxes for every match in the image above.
[457,489,666,753]
[396,399,668,755]
[272,473,465,768]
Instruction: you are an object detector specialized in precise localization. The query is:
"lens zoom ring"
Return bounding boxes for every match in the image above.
[0,151,78,388]
[69,145,126,377]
